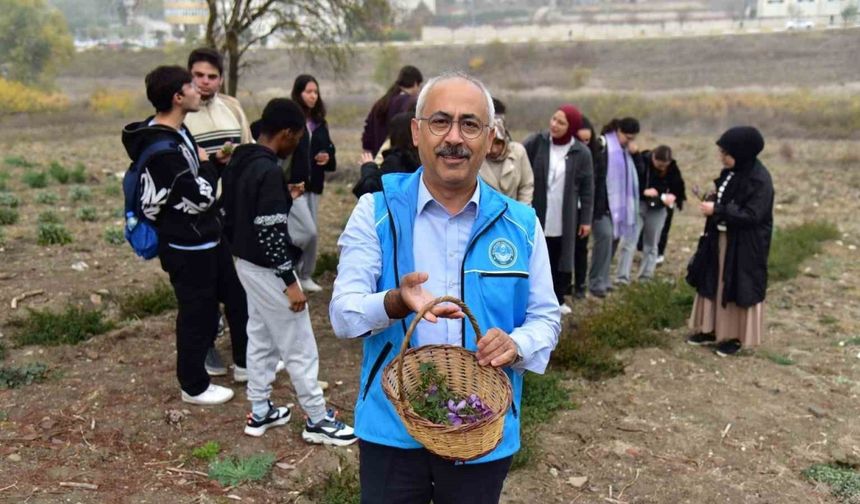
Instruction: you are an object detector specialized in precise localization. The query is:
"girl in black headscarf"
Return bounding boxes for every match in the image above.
[686,126,774,356]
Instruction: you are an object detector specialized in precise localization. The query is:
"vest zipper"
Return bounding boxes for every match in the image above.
[362,341,393,400]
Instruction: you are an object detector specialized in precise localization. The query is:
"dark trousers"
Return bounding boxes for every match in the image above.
[658,207,674,256]
[359,440,512,504]
[158,242,248,395]
[545,236,571,304]
[573,230,589,293]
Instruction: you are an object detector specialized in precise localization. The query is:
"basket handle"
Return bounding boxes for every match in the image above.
[396,295,483,402]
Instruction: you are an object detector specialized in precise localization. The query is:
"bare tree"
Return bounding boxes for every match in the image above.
[204,0,359,96]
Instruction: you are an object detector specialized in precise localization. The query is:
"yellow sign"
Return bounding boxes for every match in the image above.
[164,1,209,25]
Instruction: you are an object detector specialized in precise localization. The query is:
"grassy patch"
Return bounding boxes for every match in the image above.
[70,163,87,184]
[840,338,860,347]
[104,226,124,246]
[37,211,61,225]
[69,186,92,202]
[313,252,339,277]
[103,184,121,197]
[76,206,98,222]
[803,463,860,503]
[759,350,795,366]
[119,282,177,319]
[0,363,49,389]
[512,371,573,470]
[35,191,59,205]
[5,155,36,168]
[552,280,694,380]
[208,452,276,486]
[191,441,221,462]
[22,170,48,189]
[820,315,839,325]
[769,221,839,282]
[37,222,72,245]
[311,460,361,504]
[0,192,20,207]
[0,207,19,225]
[0,341,5,361]
[48,161,71,184]
[11,306,113,346]
[0,227,5,247]
[0,173,7,191]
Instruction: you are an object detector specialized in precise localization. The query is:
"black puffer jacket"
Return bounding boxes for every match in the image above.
[352,147,421,198]
[687,160,774,307]
[637,150,687,210]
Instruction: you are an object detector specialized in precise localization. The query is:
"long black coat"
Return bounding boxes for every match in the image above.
[289,121,336,194]
[523,131,594,273]
[687,160,774,307]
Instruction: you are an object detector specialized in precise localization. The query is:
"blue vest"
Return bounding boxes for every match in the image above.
[354,168,537,463]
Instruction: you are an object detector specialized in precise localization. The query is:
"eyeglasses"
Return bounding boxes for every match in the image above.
[417,113,488,140]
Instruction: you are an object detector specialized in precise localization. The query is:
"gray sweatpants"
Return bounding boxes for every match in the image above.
[588,215,614,294]
[288,194,319,281]
[234,258,327,424]
[638,204,668,280]
[614,203,646,285]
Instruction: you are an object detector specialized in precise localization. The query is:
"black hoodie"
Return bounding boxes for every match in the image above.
[121,118,221,247]
[220,143,302,285]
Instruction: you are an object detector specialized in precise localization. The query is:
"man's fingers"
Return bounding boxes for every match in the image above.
[490,348,518,367]
[402,271,429,287]
[431,304,463,319]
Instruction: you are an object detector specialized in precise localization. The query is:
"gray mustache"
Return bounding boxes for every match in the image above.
[435,143,472,158]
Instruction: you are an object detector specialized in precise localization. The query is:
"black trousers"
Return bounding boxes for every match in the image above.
[545,236,571,304]
[573,227,589,293]
[359,440,512,504]
[158,242,248,395]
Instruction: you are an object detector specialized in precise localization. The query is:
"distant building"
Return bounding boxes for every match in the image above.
[756,0,850,21]
[164,1,208,25]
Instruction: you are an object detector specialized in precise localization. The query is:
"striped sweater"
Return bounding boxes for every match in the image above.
[185,94,252,155]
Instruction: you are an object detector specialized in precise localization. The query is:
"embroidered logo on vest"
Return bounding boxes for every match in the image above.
[489,238,517,268]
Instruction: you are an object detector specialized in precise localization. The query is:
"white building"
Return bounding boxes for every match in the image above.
[756,0,854,21]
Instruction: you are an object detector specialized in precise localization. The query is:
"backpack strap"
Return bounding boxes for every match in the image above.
[123,139,177,216]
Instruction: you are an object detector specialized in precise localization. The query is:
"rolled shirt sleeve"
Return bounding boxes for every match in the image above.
[508,221,561,374]
[329,194,394,338]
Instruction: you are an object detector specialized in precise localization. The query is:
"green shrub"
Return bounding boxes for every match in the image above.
[104,226,124,245]
[35,191,59,204]
[37,223,72,245]
[70,163,87,184]
[76,206,98,222]
[759,350,794,366]
[803,463,860,502]
[0,207,18,225]
[0,173,8,191]
[0,363,49,389]
[512,372,573,470]
[313,461,361,504]
[37,211,61,224]
[552,280,694,380]
[769,221,840,282]
[22,170,48,189]
[103,184,121,197]
[69,185,91,202]
[191,441,221,461]
[208,453,276,486]
[4,155,36,168]
[0,192,19,207]
[313,252,339,277]
[119,282,177,319]
[11,306,113,346]
[49,161,70,184]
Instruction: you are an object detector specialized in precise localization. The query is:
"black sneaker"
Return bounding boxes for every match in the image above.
[205,347,227,376]
[244,401,291,437]
[715,339,742,357]
[591,290,606,299]
[573,288,587,300]
[302,409,357,447]
[686,333,716,346]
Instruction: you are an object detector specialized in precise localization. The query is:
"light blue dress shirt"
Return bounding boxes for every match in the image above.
[329,175,560,374]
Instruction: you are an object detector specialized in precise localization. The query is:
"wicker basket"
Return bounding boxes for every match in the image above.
[382,296,512,461]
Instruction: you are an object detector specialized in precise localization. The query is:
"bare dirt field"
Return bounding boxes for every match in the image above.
[2,30,860,504]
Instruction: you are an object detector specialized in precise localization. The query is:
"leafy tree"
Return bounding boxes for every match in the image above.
[203,0,361,96]
[0,0,74,87]
[842,4,859,25]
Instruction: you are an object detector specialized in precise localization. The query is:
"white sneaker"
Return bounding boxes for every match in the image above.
[318,380,329,391]
[181,384,234,405]
[656,255,665,265]
[234,360,286,383]
[559,304,573,316]
[300,277,323,293]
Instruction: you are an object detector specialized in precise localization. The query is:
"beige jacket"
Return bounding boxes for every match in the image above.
[478,141,534,205]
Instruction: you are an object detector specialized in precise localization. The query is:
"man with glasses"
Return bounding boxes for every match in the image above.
[329,72,560,503]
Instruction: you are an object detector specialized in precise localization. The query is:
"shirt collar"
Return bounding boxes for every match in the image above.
[417,173,481,218]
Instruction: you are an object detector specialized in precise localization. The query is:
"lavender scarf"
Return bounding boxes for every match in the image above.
[604,131,639,240]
